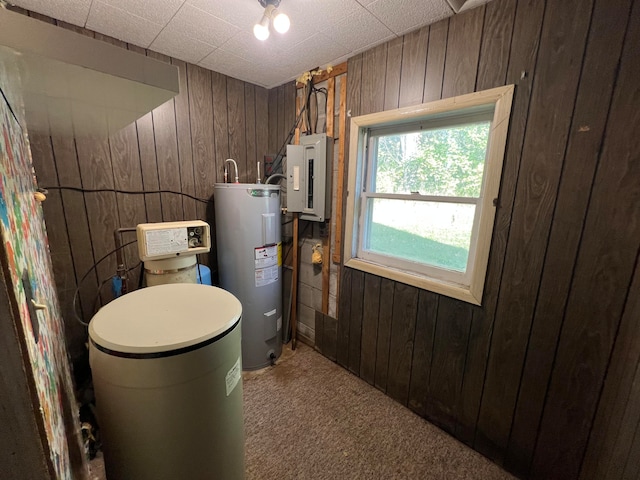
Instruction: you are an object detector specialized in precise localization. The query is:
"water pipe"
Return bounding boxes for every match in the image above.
[224,158,239,183]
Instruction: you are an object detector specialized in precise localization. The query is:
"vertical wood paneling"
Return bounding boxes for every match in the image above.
[530,1,640,474]
[442,6,484,98]
[374,278,394,392]
[255,87,269,180]
[607,353,640,478]
[75,135,120,305]
[30,134,84,356]
[314,310,324,353]
[268,88,278,155]
[399,26,429,107]
[337,267,352,368]
[428,297,473,434]
[348,270,365,375]
[108,123,147,288]
[277,85,285,143]
[49,137,97,322]
[383,38,403,111]
[475,0,516,91]
[153,102,183,221]
[423,19,448,102]
[211,71,229,184]
[386,283,419,405]
[505,0,632,474]
[244,84,257,183]
[227,78,247,181]
[582,265,640,479]
[148,51,183,221]
[457,0,545,447]
[284,82,296,137]
[623,410,640,479]
[361,43,387,116]
[172,58,197,220]
[188,65,215,219]
[136,111,163,222]
[408,290,438,417]
[323,314,338,363]
[476,0,593,463]
[360,273,381,385]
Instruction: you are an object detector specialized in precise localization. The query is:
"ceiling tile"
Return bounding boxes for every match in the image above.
[150,28,216,64]
[10,0,92,26]
[199,48,288,87]
[101,0,185,25]
[218,32,291,67]
[365,0,452,35]
[165,3,240,47]
[302,0,365,28]
[186,0,262,31]
[86,1,164,47]
[285,33,350,73]
[324,8,395,53]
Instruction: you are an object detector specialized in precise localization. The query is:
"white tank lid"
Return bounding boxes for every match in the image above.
[89,284,241,355]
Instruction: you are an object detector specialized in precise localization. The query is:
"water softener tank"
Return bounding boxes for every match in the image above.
[89,284,244,480]
[214,183,282,370]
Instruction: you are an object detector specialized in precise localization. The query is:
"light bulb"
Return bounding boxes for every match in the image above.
[273,12,290,34]
[253,18,270,41]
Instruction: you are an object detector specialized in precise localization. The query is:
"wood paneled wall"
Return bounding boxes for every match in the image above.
[317,0,640,478]
[23,12,270,368]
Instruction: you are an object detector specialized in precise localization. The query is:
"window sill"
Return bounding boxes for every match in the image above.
[344,257,482,305]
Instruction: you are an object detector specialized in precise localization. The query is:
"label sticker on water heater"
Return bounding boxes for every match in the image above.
[255,265,278,287]
[255,244,278,269]
[254,244,279,286]
[225,357,241,396]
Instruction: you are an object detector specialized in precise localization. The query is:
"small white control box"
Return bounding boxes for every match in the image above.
[136,220,211,261]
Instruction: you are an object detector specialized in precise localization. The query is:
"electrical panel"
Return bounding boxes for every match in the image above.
[136,220,210,261]
[286,133,333,222]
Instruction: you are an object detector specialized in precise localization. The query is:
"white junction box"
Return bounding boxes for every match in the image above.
[286,133,333,222]
[137,220,210,261]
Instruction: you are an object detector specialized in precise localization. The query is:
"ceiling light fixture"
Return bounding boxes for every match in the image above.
[254,0,290,41]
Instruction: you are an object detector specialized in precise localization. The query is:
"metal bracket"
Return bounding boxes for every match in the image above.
[258,0,281,7]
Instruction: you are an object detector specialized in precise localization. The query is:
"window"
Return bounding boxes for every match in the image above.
[344,86,514,305]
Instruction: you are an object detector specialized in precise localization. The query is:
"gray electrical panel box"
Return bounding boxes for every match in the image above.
[286,133,333,222]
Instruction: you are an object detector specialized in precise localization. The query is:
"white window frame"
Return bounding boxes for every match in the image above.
[343,85,514,305]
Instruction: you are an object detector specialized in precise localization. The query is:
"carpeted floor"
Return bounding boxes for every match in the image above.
[90,343,514,479]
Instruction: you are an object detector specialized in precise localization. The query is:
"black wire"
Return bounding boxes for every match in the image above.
[42,186,209,204]
[73,239,138,327]
[268,103,308,179]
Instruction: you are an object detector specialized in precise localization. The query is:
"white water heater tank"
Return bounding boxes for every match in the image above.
[214,183,282,370]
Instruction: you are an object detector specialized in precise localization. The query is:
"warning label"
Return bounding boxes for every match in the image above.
[254,243,281,286]
[255,265,278,287]
[225,357,241,396]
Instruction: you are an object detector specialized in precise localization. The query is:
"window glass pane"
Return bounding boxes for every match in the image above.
[362,198,475,272]
[372,121,490,197]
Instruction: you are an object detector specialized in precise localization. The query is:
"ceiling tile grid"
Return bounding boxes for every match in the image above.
[165,4,239,47]
[9,0,92,26]
[324,7,396,53]
[365,0,453,35]
[86,1,164,47]
[150,25,217,64]
[101,0,183,25]
[8,0,489,88]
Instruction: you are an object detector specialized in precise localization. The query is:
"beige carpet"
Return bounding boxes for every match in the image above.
[90,343,513,479]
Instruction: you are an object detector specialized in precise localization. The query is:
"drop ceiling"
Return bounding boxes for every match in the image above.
[7,0,491,89]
